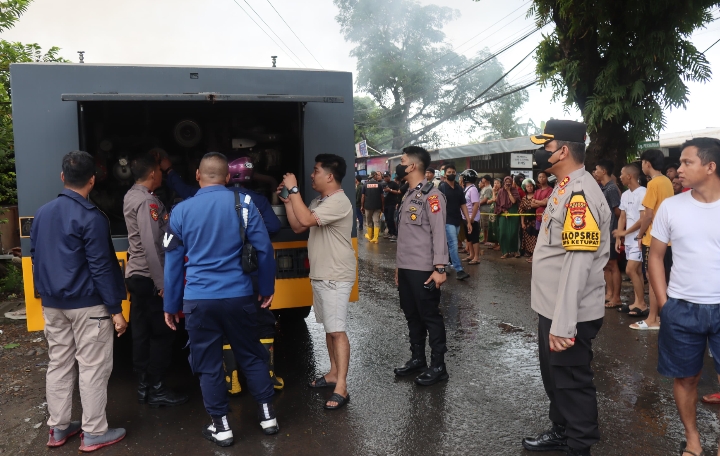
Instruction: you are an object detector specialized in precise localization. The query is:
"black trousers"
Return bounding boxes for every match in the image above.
[250,275,277,340]
[398,269,447,360]
[538,315,603,451]
[384,205,397,236]
[126,275,176,381]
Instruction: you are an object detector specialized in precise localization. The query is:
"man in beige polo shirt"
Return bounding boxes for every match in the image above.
[279,154,357,411]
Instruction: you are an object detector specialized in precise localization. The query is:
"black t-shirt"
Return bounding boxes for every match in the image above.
[383,181,400,207]
[399,182,410,202]
[439,181,466,227]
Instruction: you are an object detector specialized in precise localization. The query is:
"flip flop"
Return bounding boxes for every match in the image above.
[628,307,649,317]
[467,260,481,265]
[680,441,703,456]
[308,376,336,389]
[324,392,350,410]
[701,392,720,404]
[605,302,623,309]
[629,320,660,330]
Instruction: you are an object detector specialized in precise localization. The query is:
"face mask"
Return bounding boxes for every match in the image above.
[440,170,446,177]
[446,174,456,181]
[396,163,409,180]
[534,146,561,172]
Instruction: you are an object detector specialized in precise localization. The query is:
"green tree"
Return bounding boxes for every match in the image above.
[0,0,68,205]
[353,96,393,151]
[531,0,717,165]
[336,0,530,150]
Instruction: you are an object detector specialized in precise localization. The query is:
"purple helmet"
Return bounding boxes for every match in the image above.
[228,157,254,183]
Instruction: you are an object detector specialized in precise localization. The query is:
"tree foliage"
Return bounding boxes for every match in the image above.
[336,0,530,150]
[0,0,68,205]
[353,96,393,150]
[532,0,717,165]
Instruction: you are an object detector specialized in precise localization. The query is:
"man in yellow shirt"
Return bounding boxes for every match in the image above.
[630,149,675,330]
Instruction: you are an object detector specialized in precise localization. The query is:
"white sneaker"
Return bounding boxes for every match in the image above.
[202,422,233,447]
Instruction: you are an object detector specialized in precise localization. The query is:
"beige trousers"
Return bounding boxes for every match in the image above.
[364,209,381,231]
[43,304,114,435]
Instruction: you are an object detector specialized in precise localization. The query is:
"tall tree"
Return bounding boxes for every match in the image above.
[353,96,393,150]
[0,0,68,205]
[532,0,717,165]
[336,0,530,150]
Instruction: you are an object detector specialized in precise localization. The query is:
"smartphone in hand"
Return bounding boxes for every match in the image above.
[423,280,436,291]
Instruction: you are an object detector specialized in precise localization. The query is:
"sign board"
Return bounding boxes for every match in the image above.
[511,170,533,182]
[637,141,659,150]
[355,140,368,157]
[510,153,533,169]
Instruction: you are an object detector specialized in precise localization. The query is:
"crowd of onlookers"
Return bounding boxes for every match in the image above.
[356,150,686,292]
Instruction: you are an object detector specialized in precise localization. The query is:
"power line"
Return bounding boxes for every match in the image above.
[264,0,324,68]
[703,37,720,53]
[240,0,307,67]
[229,0,301,67]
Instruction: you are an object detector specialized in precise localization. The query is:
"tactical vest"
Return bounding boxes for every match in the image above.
[364,179,383,210]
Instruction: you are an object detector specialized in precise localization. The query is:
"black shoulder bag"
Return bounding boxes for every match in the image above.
[235,192,259,273]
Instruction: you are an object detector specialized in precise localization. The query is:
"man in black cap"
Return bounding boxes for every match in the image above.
[381,171,400,240]
[522,120,611,456]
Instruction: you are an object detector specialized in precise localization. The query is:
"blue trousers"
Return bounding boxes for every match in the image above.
[445,224,464,272]
[356,206,364,230]
[184,296,274,416]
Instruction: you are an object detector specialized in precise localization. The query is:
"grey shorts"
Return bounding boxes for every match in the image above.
[311,280,354,333]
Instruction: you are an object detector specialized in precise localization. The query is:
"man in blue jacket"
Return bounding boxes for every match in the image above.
[31,151,128,452]
[162,152,278,448]
[160,155,284,391]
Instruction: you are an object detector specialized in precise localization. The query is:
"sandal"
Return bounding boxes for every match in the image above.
[617,303,632,313]
[628,307,649,317]
[514,253,521,258]
[605,302,622,309]
[526,257,533,263]
[308,376,336,389]
[499,254,510,259]
[629,320,660,331]
[681,441,703,456]
[324,392,350,410]
[467,260,481,265]
[701,392,720,404]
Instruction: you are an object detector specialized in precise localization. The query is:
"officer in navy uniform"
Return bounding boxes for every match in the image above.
[160,155,284,392]
[522,121,611,456]
[392,146,450,386]
[163,152,278,448]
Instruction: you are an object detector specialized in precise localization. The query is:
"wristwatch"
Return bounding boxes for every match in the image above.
[435,267,446,274]
[289,186,299,194]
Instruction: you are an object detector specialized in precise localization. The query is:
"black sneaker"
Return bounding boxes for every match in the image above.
[258,403,279,435]
[522,424,568,452]
[456,270,470,280]
[202,421,233,447]
[414,363,449,386]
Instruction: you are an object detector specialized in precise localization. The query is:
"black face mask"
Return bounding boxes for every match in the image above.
[446,174,456,181]
[395,163,409,180]
[534,146,561,172]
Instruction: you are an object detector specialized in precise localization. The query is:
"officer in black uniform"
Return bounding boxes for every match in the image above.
[392,146,450,386]
[362,171,384,243]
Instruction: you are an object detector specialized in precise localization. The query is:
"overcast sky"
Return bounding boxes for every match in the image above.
[3,0,719,146]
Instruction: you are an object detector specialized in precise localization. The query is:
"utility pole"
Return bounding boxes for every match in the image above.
[271,56,277,67]
[77,51,85,63]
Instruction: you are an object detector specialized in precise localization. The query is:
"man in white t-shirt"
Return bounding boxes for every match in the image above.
[651,138,720,456]
[613,163,647,317]
[279,154,357,411]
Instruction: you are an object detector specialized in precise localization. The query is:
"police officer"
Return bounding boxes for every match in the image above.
[522,120,611,456]
[123,153,188,407]
[361,171,383,243]
[160,155,284,392]
[392,146,450,386]
[163,152,278,447]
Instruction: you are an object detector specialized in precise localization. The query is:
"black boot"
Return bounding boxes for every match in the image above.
[137,372,150,404]
[260,338,284,390]
[394,344,427,376]
[414,353,449,386]
[147,380,190,408]
[521,423,568,452]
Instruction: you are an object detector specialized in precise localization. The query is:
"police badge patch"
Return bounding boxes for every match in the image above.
[149,203,159,221]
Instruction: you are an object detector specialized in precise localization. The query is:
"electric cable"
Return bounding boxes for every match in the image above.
[229,0,302,67]
[264,0,324,68]
[241,0,307,67]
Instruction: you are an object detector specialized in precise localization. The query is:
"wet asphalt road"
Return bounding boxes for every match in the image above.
[18,236,720,455]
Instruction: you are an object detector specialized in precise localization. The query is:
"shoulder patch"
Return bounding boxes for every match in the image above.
[150,206,159,221]
[561,191,600,251]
